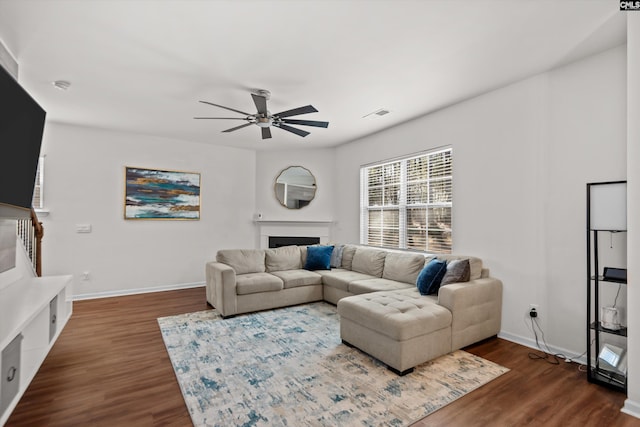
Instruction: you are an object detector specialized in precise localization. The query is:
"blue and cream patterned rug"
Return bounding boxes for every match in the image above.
[158,302,508,427]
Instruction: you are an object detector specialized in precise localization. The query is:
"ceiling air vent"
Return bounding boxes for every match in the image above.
[362,108,391,119]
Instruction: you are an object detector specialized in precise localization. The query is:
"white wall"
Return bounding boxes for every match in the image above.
[333,45,627,358]
[624,13,640,418]
[39,123,256,298]
[255,148,335,222]
[544,46,627,352]
[0,236,36,292]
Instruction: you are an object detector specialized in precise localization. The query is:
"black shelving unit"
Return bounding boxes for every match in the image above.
[586,181,627,392]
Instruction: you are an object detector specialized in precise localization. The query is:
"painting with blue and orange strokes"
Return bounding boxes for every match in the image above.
[125,167,200,220]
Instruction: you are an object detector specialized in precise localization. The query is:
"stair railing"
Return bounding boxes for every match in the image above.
[16,208,43,276]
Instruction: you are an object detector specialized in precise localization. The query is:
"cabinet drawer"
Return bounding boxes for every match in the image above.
[1,333,23,414]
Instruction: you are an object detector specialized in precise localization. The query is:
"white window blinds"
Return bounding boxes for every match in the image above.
[32,156,44,210]
[360,147,452,253]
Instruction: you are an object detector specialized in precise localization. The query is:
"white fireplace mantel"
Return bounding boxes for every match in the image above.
[254,219,333,224]
[255,220,333,249]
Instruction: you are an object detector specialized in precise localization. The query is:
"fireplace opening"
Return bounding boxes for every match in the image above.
[269,236,320,248]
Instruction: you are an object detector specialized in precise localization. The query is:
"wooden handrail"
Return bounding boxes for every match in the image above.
[30,208,43,276]
[30,208,44,238]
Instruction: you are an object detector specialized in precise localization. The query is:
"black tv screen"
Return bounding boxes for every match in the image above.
[0,65,46,218]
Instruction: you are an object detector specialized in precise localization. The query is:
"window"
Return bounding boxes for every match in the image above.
[360,147,452,253]
[32,156,44,210]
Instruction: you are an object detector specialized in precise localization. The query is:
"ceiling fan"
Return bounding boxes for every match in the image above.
[194,89,329,140]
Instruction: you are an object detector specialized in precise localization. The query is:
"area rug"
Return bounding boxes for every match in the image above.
[158,302,508,427]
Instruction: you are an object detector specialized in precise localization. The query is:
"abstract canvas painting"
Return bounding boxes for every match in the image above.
[125,167,200,220]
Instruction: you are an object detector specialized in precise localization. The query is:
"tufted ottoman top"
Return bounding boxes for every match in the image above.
[337,289,452,341]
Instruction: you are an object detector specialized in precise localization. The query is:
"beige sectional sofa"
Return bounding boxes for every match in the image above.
[205,244,502,374]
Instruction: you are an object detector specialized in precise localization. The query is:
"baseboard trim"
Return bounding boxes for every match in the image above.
[622,399,640,419]
[73,281,205,301]
[498,331,587,365]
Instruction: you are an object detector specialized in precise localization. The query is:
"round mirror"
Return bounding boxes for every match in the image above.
[274,166,316,209]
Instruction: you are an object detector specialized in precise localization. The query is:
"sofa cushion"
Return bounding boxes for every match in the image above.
[314,268,349,276]
[304,245,334,270]
[382,252,426,284]
[265,245,302,272]
[320,270,376,292]
[271,269,322,289]
[416,258,447,295]
[235,273,283,295]
[435,255,483,280]
[348,278,414,295]
[440,259,471,286]
[351,248,387,277]
[330,244,345,268]
[217,249,265,275]
[340,244,358,270]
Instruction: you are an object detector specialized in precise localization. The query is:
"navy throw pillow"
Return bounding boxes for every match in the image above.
[416,258,447,295]
[304,245,334,270]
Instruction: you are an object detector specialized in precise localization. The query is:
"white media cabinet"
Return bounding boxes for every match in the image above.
[0,274,72,425]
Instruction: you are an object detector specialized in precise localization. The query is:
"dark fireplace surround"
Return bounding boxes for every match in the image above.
[268,236,320,248]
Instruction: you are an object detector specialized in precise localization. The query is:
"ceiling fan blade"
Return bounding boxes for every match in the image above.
[276,123,310,137]
[281,119,329,128]
[274,105,318,118]
[222,122,254,133]
[261,127,272,140]
[199,100,252,116]
[194,117,249,120]
[251,94,269,115]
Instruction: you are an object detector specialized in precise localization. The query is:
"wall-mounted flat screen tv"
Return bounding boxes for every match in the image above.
[0,65,46,219]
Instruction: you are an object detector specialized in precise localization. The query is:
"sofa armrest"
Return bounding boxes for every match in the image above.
[205,261,238,317]
[437,277,502,350]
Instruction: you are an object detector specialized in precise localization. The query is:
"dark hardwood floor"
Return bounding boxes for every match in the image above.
[6,287,639,427]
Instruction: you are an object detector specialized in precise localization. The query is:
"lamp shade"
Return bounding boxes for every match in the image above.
[589,182,626,231]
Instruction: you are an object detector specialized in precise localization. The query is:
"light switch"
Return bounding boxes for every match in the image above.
[76,224,92,233]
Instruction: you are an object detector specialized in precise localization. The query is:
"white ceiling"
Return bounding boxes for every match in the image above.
[0,0,627,151]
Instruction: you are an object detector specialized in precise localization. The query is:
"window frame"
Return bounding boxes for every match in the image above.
[360,147,452,254]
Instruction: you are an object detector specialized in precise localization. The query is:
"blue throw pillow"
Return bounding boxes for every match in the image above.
[304,245,334,270]
[416,258,447,295]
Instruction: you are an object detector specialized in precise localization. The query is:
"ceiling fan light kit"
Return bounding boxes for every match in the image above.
[195,89,329,140]
[256,117,272,128]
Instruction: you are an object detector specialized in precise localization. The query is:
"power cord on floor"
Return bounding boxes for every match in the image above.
[526,316,560,364]
[524,312,594,372]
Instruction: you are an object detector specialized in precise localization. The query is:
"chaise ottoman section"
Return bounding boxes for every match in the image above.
[337,291,452,375]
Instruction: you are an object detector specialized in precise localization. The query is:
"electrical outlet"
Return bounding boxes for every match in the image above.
[81,271,90,281]
[529,304,540,318]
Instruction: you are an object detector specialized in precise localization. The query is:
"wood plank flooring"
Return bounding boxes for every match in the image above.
[5,287,639,427]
